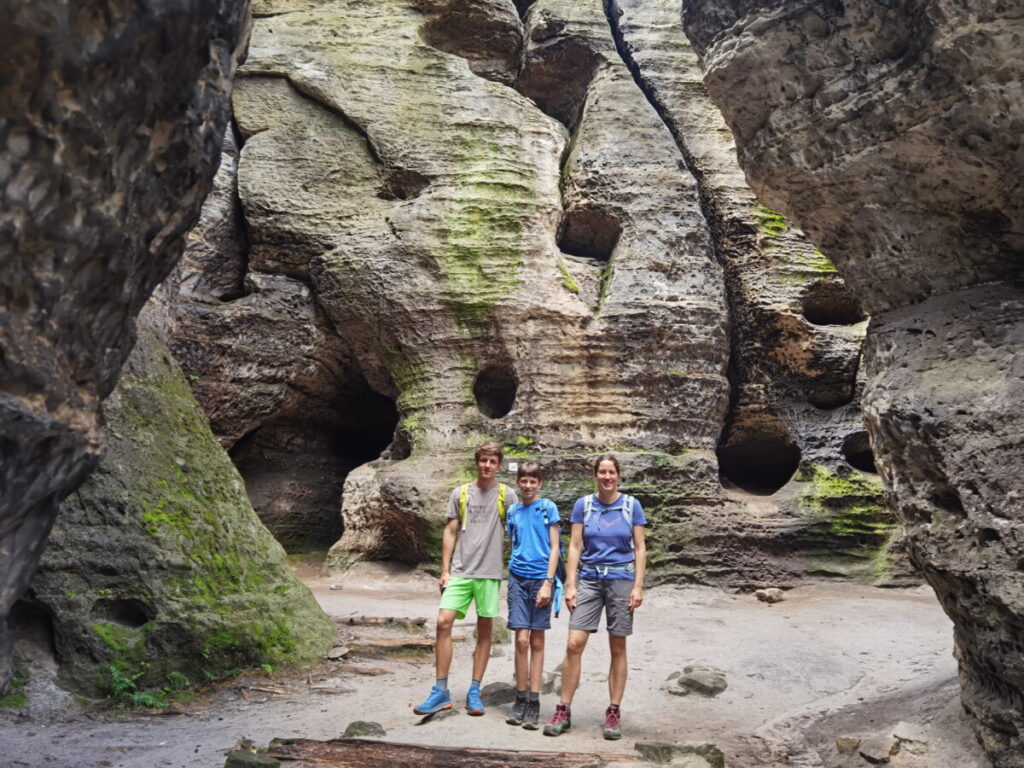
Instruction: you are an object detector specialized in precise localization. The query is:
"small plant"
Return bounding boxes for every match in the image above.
[165,671,190,691]
[108,665,167,709]
[259,663,274,675]
[0,667,29,709]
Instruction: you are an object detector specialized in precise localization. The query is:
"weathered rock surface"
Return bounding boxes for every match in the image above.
[154,0,897,592]
[0,0,251,691]
[21,327,334,696]
[681,1,1024,764]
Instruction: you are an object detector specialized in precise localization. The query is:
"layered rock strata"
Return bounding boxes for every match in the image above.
[22,326,335,696]
[0,0,251,691]
[681,2,1024,764]
[155,0,896,588]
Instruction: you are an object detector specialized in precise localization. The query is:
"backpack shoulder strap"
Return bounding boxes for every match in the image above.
[621,494,634,526]
[583,494,596,526]
[498,484,508,526]
[459,483,471,531]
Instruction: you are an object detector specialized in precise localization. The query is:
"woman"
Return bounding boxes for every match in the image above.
[543,454,647,741]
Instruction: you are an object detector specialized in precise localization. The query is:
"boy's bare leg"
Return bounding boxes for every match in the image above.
[608,634,628,704]
[557,629,590,705]
[472,616,493,681]
[529,629,545,692]
[514,628,531,691]
[435,609,457,679]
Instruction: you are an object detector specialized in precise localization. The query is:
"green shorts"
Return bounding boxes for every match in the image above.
[438,576,500,619]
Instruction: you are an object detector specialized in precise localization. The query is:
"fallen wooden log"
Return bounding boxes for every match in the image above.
[267,737,640,767]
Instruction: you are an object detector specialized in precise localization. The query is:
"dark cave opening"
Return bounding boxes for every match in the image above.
[801,280,867,326]
[231,376,399,552]
[377,168,431,201]
[473,364,518,419]
[89,598,153,629]
[10,599,57,664]
[558,206,622,262]
[718,419,802,495]
[516,38,602,131]
[842,431,878,473]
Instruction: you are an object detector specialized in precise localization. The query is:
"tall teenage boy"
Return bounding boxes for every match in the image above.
[504,461,561,729]
[413,441,518,716]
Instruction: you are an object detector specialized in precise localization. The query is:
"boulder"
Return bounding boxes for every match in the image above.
[0,0,251,693]
[681,1,1024,763]
[23,329,335,696]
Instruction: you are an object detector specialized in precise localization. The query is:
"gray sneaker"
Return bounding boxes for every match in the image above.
[522,699,540,730]
[506,696,526,725]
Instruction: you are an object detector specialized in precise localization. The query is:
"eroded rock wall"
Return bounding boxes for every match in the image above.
[23,326,335,696]
[0,0,251,691]
[159,0,897,589]
[681,1,1024,763]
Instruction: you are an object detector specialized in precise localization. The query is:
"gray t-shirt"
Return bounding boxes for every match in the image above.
[446,482,518,580]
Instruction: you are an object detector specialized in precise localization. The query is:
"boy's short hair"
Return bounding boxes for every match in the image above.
[474,441,504,463]
[516,461,543,481]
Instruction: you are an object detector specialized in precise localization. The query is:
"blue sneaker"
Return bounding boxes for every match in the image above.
[413,685,452,715]
[466,685,485,716]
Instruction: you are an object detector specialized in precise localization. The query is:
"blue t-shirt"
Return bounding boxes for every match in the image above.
[570,494,647,580]
[506,498,561,579]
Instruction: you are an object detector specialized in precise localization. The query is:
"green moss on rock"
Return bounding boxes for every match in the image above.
[796,464,896,582]
[32,330,335,698]
[754,203,788,238]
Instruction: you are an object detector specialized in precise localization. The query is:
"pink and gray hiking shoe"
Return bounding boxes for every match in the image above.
[603,704,622,740]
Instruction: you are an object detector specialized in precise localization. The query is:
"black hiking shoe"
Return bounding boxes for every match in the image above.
[522,699,540,730]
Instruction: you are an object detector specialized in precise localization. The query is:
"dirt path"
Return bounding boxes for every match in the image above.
[1,563,991,767]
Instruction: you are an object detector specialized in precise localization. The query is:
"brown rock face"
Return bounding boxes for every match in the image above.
[681,1,1024,764]
[0,1,251,690]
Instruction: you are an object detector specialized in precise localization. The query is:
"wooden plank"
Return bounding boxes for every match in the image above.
[267,737,640,767]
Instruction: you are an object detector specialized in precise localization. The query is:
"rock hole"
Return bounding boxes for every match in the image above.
[516,37,602,130]
[512,0,536,18]
[377,168,431,201]
[930,487,965,515]
[558,206,622,262]
[10,599,57,664]
[232,375,399,551]
[89,598,152,629]
[801,280,867,326]
[841,431,878,473]
[717,417,801,495]
[978,528,1001,546]
[473,364,518,419]
[419,3,523,86]
[807,385,855,410]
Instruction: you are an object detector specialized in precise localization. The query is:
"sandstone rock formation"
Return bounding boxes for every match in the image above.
[681,2,1024,764]
[159,0,897,589]
[22,326,334,696]
[0,0,251,692]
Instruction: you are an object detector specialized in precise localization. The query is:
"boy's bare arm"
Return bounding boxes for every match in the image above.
[535,522,560,607]
[439,517,458,588]
[546,523,560,580]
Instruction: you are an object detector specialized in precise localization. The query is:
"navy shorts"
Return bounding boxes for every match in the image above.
[507,572,553,630]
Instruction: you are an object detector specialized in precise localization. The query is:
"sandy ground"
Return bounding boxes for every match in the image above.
[0,562,992,768]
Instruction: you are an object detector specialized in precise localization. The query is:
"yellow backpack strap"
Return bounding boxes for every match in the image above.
[498,484,507,527]
[459,483,470,531]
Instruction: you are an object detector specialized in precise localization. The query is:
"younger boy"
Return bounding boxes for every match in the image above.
[504,461,561,729]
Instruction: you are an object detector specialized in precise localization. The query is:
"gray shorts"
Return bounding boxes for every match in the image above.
[569,579,635,636]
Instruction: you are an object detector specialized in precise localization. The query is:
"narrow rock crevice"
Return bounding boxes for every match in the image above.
[282,77,388,169]
[601,0,725,268]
